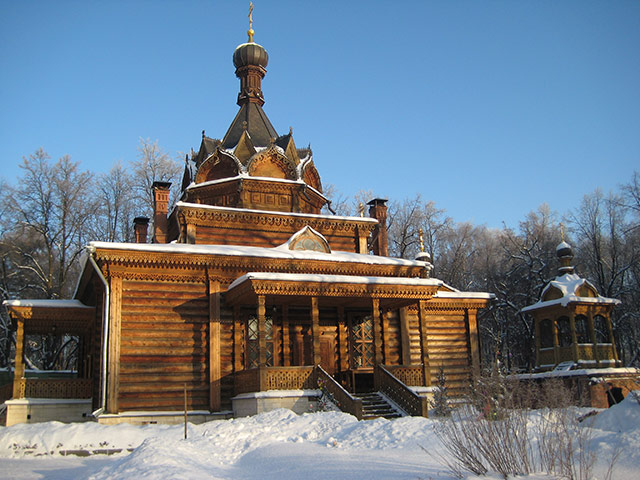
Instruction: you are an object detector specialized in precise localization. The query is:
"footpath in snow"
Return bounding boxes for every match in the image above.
[0,393,639,480]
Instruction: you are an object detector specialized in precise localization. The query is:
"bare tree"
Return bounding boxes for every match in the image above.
[91,161,136,242]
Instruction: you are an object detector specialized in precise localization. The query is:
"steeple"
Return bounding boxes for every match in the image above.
[222,3,277,149]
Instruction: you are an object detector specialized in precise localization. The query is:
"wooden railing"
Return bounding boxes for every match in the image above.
[235,366,316,395]
[374,365,428,418]
[315,365,363,420]
[383,365,425,386]
[16,378,92,399]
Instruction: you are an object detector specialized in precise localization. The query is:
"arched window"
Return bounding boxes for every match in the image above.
[539,319,554,348]
[575,315,590,343]
[556,316,572,347]
[594,315,611,343]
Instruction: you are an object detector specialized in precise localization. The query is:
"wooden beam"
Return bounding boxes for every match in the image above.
[467,309,480,377]
[12,319,24,398]
[381,309,390,364]
[337,306,348,371]
[233,305,243,372]
[282,305,290,366]
[417,300,431,386]
[399,307,412,365]
[372,298,383,365]
[208,277,221,411]
[107,276,122,413]
[257,295,267,366]
[311,297,321,366]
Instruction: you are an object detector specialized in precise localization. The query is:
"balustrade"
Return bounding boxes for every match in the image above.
[374,365,428,417]
[315,365,363,420]
[17,378,92,399]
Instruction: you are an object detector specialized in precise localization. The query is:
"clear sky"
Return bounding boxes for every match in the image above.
[1,1,638,229]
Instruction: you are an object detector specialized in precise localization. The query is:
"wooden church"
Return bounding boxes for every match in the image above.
[3,23,493,425]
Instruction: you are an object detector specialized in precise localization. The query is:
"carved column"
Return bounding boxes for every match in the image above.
[399,307,412,365]
[372,298,383,365]
[282,305,290,367]
[12,319,25,399]
[418,300,431,386]
[208,277,221,411]
[233,305,243,372]
[337,306,349,371]
[311,297,321,366]
[257,295,267,366]
[107,276,122,414]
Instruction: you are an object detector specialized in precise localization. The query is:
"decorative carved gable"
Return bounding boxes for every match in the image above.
[234,130,257,165]
[195,151,240,184]
[287,226,331,253]
[542,285,563,302]
[302,160,322,192]
[248,148,296,180]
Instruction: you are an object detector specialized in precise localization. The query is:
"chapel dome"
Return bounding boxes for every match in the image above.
[233,42,269,69]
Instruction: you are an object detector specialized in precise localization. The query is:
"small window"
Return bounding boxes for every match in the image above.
[556,317,572,347]
[594,315,611,343]
[575,315,590,343]
[540,319,554,348]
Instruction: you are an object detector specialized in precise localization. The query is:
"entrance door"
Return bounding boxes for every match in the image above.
[349,314,374,369]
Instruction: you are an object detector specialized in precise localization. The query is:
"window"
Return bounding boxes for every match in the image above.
[246,315,274,368]
[556,316,572,347]
[575,315,590,343]
[594,315,611,343]
[539,319,554,348]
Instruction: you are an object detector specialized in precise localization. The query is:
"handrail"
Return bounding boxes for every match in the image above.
[234,366,316,395]
[374,365,428,417]
[315,365,363,420]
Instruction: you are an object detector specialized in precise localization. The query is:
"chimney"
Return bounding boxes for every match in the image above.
[368,198,389,256]
[133,217,150,244]
[152,181,172,243]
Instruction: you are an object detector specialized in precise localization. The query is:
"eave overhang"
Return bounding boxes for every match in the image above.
[3,300,95,334]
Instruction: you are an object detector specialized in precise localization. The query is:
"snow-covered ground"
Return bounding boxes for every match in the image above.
[1,394,639,480]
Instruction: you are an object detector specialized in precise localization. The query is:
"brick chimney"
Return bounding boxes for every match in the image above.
[152,181,171,243]
[133,217,150,244]
[368,198,388,256]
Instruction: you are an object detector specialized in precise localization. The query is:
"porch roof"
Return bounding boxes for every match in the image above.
[225,272,443,309]
[3,299,95,335]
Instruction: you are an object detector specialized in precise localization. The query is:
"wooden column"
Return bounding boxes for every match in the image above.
[337,306,349,371]
[534,317,541,367]
[587,311,599,367]
[607,315,619,364]
[233,306,243,372]
[208,278,221,411]
[107,276,122,414]
[311,297,321,366]
[381,309,391,364]
[186,223,197,244]
[257,295,267,366]
[552,317,559,366]
[417,300,431,386]
[12,319,25,399]
[357,228,369,254]
[399,307,412,365]
[282,305,290,366]
[467,309,481,377]
[570,313,579,363]
[372,298,383,365]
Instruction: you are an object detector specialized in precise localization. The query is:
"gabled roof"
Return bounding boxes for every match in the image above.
[221,102,278,149]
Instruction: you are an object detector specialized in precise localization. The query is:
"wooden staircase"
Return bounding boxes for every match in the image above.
[354,392,403,420]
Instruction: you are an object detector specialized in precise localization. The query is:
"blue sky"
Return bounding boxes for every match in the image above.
[1,1,639,229]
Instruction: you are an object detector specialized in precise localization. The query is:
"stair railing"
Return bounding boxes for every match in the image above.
[374,364,428,417]
[315,365,363,420]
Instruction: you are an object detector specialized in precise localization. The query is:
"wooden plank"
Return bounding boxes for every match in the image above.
[108,276,122,413]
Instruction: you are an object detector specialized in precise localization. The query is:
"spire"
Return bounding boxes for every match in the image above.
[556,224,574,275]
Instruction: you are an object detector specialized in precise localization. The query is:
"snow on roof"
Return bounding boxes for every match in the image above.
[89,241,426,268]
[175,201,376,223]
[2,299,93,309]
[556,241,572,251]
[433,290,495,300]
[512,367,638,380]
[228,272,443,291]
[521,273,620,312]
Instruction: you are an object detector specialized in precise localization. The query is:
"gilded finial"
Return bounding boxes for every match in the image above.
[560,223,565,242]
[359,203,364,217]
[419,228,425,253]
[248,2,255,42]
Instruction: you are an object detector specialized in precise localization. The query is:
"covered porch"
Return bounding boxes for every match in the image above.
[223,273,442,418]
[3,300,95,425]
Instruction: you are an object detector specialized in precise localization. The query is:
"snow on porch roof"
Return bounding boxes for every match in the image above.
[3,299,93,309]
[228,272,444,291]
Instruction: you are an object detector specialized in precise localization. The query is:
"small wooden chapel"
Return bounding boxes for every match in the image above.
[3,21,493,425]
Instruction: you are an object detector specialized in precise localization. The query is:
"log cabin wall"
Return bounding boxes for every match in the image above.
[117,279,210,412]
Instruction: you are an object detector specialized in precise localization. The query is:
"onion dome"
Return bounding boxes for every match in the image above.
[556,240,575,275]
[233,42,269,69]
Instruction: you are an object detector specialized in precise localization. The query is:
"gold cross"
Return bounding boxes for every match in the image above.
[248,3,255,42]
